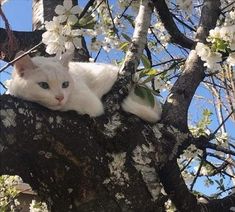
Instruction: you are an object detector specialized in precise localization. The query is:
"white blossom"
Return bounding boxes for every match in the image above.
[55,0,81,25]
[42,15,83,55]
[227,53,235,66]
[195,42,222,71]
[29,200,48,212]
[154,78,171,91]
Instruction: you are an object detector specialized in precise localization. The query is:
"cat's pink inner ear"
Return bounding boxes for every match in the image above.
[60,50,74,68]
[13,51,37,77]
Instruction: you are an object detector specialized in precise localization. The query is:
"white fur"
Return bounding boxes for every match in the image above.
[8,53,162,122]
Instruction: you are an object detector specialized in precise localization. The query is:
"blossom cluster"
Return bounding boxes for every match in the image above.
[195,9,235,72]
[29,200,48,212]
[86,0,121,52]
[0,175,22,210]
[42,0,82,57]
[149,21,171,52]
[42,0,126,57]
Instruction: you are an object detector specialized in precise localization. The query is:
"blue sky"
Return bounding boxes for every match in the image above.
[0,0,32,93]
[0,0,235,197]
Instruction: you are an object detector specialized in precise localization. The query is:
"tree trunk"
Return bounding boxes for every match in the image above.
[0,95,165,211]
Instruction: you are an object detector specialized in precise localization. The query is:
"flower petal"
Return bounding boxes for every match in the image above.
[55,5,66,15]
[73,37,82,49]
[71,29,82,36]
[63,0,72,10]
[70,5,81,14]
[65,41,75,51]
[67,15,78,25]
[57,15,67,23]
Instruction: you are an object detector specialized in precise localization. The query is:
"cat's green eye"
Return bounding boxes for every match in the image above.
[38,82,50,89]
[62,81,69,88]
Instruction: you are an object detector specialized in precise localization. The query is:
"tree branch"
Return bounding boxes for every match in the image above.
[161,0,221,131]
[0,28,44,61]
[0,95,163,211]
[151,0,195,49]
[0,28,90,62]
[103,0,153,113]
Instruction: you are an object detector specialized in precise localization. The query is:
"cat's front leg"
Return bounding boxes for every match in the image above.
[65,90,104,117]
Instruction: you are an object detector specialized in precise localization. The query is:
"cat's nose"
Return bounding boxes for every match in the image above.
[55,95,64,102]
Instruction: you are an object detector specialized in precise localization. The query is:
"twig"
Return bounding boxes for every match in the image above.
[221,1,235,12]
[0,81,7,90]
[78,0,96,20]
[190,152,206,191]
[0,5,18,58]
[105,0,120,39]
[195,138,235,156]
[210,109,235,139]
[0,42,43,73]
[118,0,134,19]
[180,157,194,172]
[150,27,175,60]
[94,46,102,62]
[202,80,226,90]
[152,58,185,67]
[215,186,235,197]
[91,0,104,14]
[171,13,196,32]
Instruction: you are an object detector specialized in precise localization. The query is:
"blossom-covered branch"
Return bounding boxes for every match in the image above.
[152,0,195,49]
[162,0,221,131]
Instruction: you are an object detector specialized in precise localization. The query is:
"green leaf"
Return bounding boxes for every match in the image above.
[139,68,158,79]
[78,12,96,29]
[119,42,129,52]
[134,85,155,108]
[121,33,132,42]
[81,21,96,29]
[140,54,151,69]
[211,38,229,53]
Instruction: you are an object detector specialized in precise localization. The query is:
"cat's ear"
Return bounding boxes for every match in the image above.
[60,50,74,68]
[13,51,37,77]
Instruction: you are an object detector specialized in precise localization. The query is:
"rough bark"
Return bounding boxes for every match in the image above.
[161,0,221,131]
[0,95,165,212]
[0,28,45,61]
[32,0,65,30]
[1,95,235,212]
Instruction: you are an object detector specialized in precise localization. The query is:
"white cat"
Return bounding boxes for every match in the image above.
[7,51,162,122]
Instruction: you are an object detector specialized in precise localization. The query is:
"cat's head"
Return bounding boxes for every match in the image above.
[10,51,74,110]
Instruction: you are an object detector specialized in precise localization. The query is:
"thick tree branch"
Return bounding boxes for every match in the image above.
[151,0,195,49]
[0,28,44,61]
[0,28,90,62]
[158,160,202,211]
[162,0,221,131]
[154,1,223,211]
[103,0,153,113]
[0,95,163,211]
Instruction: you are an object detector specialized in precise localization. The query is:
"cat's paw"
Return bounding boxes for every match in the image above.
[86,101,104,117]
